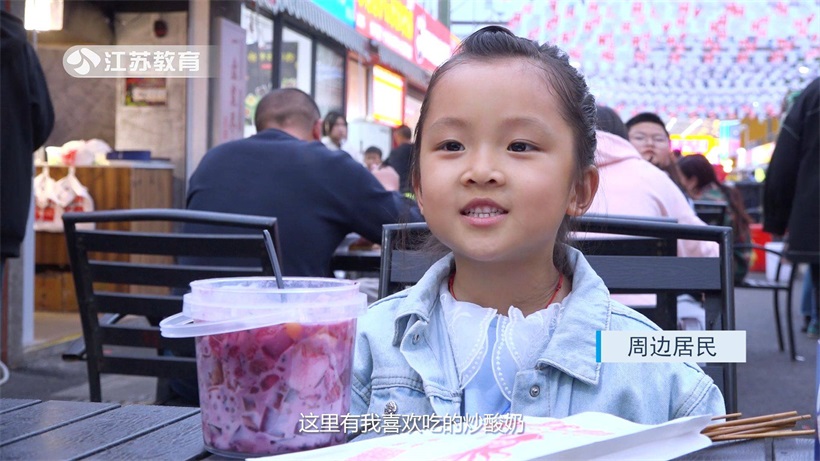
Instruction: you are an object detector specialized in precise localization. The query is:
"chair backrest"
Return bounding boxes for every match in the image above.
[63,208,280,402]
[378,216,737,413]
[734,181,763,223]
[378,222,439,299]
[583,213,678,224]
[694,200,728,226]
[379,218,679,300]
[572,218,679,331]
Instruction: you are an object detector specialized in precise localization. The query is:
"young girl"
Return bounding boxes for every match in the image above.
[351,26,725,431]
[678,154,752,284]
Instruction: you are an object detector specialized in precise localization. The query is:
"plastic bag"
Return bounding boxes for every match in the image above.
[77,138,111,165]
[33,166,63,232]
[59,140,85,166]
[51,167,95,230]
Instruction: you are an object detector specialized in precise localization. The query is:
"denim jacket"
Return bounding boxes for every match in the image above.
[351,247,725,432]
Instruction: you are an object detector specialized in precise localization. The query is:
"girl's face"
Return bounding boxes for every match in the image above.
[681,173,700,198]
[330,118,347,144]
[415,59,596,266]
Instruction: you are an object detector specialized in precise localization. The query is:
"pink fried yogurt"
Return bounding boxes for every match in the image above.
[195,318,357,457]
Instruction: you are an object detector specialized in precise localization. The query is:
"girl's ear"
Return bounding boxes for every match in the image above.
[566,165,600,216]
[414,181,425,216]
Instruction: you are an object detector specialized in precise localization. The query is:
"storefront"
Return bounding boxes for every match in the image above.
[240,0,455,159]
[3,0,197,365]
[3,0,456,365]
[241,0,368,137]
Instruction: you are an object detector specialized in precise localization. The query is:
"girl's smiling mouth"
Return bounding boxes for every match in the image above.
[462,206,506,218]
[460,199,509,223]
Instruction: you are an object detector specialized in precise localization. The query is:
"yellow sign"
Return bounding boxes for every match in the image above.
[357,0,413,40]
[372,65,405,127]
[671,135,718,156]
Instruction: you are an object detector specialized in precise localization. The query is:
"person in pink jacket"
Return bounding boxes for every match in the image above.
[587,106,718,329]
[588,106,717,259]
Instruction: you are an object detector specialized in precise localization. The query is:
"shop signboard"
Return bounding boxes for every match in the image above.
[412,4,456,73]
[213,18,247,146]
[355,0,414,61]
[671,134,717,157]
[313,0,355,27]
[124,78,167,106]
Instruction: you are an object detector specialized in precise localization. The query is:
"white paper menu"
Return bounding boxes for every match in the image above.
[261,412,713,461]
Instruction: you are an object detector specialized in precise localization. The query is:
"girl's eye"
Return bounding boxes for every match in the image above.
[441,141,464,151]
[508,142,534,152]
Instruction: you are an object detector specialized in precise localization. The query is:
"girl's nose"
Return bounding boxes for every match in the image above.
[460,148,506,186]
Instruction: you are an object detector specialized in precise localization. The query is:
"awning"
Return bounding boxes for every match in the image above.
[257,0,371,61]
[256,0,431,88]
[377,45,432,88]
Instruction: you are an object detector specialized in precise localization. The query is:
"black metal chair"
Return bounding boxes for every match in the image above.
[693,200,729,226]
[583,213,677,224]
[734,181,764,223]
[734,243,798,361]
[694,198,799,359]
[62,209,280,403]
[378,216,738,413]
[380,218,679,331]
[572,218,679,331]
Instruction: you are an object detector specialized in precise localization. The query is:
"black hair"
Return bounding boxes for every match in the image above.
[625,112,669,138]
[410,25,597,277]
[363,146,383,158]
[322,111,346,136]
[394,125,412,140]
[595,106,628,140]
[677,154,751,238]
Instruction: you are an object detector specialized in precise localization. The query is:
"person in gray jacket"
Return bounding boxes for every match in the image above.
[351,26,724,437]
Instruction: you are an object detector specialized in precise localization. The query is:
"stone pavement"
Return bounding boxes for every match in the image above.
[1,271,816,431]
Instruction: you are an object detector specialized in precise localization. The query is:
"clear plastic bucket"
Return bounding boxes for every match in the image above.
[160,277,367,458]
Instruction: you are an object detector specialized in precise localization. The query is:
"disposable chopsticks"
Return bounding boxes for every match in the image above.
[702,411,815,442]
[709,430,816,441]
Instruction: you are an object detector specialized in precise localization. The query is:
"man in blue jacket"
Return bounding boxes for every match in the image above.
[186,88,422,277]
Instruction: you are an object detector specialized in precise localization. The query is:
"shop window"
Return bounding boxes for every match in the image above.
[241,5,273,137]
[281,27,313,94]
[346,57,368,121]
[315,43,344,118]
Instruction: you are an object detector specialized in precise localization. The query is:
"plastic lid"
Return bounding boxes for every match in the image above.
[160,277,368,338]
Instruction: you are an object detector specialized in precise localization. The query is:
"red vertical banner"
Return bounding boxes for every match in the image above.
[412,5,456,73]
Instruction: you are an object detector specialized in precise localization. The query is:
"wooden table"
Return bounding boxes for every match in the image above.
[0,399,813,460]
[676,437,814,460]
[0,399,207,460]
